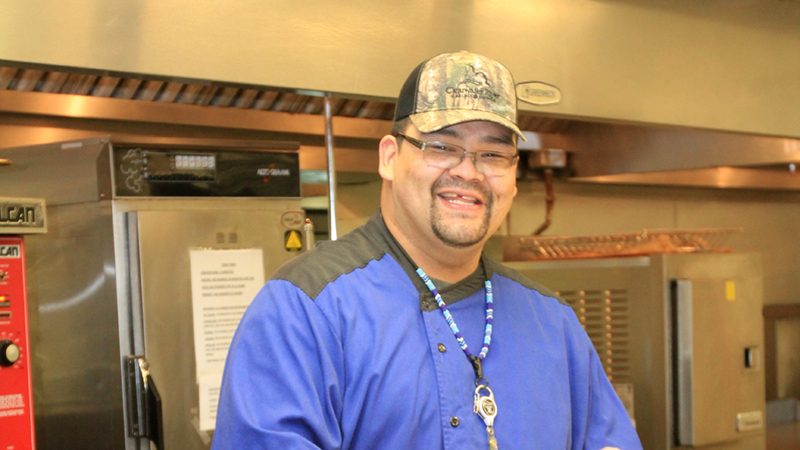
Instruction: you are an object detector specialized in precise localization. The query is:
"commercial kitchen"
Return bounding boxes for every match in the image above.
[1,2,799,449]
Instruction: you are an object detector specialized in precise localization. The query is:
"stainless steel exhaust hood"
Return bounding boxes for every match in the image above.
[552,121,800,190]
[1,64,799,190]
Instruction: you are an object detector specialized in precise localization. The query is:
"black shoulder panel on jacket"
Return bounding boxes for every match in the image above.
[271,218,388,301]
[484,258,568,306]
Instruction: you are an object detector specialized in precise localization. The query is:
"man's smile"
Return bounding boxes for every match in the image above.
[437,191,485,207]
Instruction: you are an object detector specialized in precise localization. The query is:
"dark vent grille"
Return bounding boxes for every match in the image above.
[557,288,631,382]
[0,65,573,133]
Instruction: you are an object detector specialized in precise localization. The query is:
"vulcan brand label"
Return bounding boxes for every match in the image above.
[257,167,291,176]
[0,204,38,227]
[0,245,21,258]
[516,81,562,106]
[280,211,305,229]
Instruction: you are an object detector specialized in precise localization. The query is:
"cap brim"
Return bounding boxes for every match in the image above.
[410,110,526,141]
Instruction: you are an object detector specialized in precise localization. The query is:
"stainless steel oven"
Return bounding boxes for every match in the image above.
[507,253,766,450]
[0,137,305,449]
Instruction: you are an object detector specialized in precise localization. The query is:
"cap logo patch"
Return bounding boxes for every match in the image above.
[444,65,501,106]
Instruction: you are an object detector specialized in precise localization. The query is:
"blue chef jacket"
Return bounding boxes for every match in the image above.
[212,213,642,449]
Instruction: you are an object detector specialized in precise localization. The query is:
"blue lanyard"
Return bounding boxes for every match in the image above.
[415,268,494,381]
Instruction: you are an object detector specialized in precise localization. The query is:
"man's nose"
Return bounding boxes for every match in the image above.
[447,152,485,180]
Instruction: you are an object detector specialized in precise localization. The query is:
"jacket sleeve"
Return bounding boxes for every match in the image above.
[581,328,643,450]
[211,279,344,450]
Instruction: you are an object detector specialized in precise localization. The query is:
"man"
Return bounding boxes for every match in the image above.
[213,51,642,449]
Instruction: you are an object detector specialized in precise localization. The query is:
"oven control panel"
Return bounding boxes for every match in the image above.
[111,147,301,197]
[0,236,36,449]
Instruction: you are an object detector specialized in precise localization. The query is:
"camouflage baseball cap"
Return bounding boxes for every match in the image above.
[393,51,524,140]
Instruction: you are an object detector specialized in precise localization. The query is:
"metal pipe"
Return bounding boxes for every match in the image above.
[532,168,555,236]
[323,94,338,240]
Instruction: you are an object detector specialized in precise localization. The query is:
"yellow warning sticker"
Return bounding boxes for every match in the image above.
[725,280,736,302]
[285,230,303,251]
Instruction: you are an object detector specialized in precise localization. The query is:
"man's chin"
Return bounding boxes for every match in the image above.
[432,224,487,248]
[430,206,492,248]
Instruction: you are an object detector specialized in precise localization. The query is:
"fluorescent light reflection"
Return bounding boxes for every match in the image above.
[39,263,116,313]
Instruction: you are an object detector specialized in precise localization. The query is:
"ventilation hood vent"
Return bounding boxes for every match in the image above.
[0,64,571,133]
[1,63,799,190]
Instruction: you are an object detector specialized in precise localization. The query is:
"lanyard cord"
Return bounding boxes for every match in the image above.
[415,267,494,382]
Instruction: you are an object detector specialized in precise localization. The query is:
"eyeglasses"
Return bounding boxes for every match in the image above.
[395,133,518,176]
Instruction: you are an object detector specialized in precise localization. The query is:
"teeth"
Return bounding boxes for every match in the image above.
[439,192,480,204]
[449,198,475,206]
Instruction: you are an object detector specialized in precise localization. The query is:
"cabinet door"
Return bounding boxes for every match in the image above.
[131,203,301,449]
[671,254,764,447]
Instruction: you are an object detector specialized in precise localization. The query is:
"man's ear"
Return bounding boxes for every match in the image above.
[378,134,399,181]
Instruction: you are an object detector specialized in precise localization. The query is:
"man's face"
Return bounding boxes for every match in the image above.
[380,120,518,250]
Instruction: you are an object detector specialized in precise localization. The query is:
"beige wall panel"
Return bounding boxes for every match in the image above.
[506,181,800,305]
[510,181,678,236]
[1,1,799,137]
[333,179,382,236]
[674,194,800,305]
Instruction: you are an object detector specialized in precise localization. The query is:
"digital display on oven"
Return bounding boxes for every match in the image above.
[143,151,217,181]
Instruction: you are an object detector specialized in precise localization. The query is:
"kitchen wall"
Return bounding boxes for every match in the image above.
[511,181,800,305]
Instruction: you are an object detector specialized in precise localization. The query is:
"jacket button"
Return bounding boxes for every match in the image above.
[450,416,460,427]
[437,343,447,353]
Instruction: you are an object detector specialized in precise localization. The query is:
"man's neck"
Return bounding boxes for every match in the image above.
[384,219,483,284]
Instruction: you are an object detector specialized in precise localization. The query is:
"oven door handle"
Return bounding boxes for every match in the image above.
[672,279,694,446]
[125,355,164,449]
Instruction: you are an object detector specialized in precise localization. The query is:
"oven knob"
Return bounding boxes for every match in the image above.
[0,339,20,367]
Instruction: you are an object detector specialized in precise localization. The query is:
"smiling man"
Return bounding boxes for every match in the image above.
[381,120,518,282]
[213,51,642,450]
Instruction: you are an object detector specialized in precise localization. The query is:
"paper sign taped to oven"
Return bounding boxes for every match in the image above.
[189,248,264,378]
[198,372,223,431]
